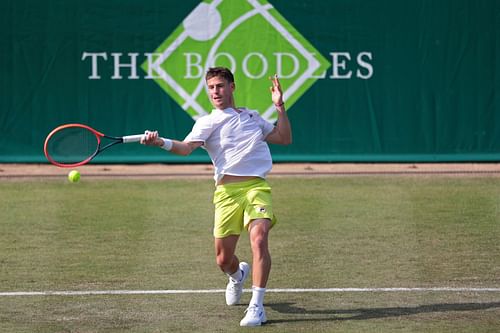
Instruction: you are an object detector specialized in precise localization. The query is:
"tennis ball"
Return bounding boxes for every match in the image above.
[68,170,81,183]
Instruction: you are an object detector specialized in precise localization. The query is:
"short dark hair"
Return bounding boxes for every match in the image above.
[205,67,234,83]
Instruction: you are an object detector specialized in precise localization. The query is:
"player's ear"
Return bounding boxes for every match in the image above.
[230,82,235,92]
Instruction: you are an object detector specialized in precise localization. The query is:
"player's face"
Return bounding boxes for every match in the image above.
[207,76,235,110]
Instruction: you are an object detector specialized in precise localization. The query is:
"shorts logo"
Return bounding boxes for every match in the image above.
[141,0,330,122]
[256,206,267,213]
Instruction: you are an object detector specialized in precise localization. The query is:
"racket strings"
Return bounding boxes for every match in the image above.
[45,127,99,165]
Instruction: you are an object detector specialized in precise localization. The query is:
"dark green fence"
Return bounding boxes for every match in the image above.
[1,0,498,163]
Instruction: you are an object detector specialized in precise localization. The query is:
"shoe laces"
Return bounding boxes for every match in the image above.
[228,279,241,291]
[244,304,262,316]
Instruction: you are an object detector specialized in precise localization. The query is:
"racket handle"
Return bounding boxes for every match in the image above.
[122,134,144,143]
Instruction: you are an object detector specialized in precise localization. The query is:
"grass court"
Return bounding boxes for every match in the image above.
[0,175,499,332]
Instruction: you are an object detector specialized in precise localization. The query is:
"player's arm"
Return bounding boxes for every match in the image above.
[265,75,292,145]
[141,130,203,156]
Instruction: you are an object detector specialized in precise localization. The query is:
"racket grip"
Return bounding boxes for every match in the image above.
[122,134,144,143]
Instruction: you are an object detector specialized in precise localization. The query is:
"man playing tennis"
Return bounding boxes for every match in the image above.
[142,67,291,327]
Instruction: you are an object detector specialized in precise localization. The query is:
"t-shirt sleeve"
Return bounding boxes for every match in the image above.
[251,111,275,137]
[184,116,214,144]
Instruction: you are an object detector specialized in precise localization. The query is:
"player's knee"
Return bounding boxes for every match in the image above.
[216,253,233,270]
[250,233,268,253]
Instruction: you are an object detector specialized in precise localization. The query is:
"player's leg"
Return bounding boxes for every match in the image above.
[214,235,240,275]
[248,218,272,288]
[213,183,250,306]
[240,179,276,326]
[240,218,271,326]
[214,182,250,305]
[215,235,250,306]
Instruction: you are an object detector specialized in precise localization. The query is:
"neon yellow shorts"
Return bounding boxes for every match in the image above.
[213,178,277,238]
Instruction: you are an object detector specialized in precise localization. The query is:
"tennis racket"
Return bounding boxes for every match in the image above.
[44,123,144,168]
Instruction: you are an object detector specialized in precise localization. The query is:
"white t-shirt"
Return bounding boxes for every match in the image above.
[185,107,275,183]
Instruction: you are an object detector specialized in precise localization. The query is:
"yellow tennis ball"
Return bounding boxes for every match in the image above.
[68,170,81,183]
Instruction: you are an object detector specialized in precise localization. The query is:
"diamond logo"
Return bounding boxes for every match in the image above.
[142,0,330,122]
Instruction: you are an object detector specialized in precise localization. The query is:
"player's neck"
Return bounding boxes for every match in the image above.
[218,103,237,112]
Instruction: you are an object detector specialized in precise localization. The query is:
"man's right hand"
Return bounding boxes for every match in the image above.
[141,130,163,147]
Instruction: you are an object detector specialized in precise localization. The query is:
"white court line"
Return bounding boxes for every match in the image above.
[1,288,500,297]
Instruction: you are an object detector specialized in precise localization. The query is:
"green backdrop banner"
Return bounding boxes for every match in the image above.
[1,0,499,163]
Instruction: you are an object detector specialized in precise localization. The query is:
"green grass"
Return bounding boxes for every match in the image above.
[0,176,499,332]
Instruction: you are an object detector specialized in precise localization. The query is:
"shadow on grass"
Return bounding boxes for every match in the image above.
[266,301,500,323]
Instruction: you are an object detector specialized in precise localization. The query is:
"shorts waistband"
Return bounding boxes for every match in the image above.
[216,177,266,189]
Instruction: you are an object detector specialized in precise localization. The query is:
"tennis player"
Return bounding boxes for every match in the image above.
[142,67,292,327]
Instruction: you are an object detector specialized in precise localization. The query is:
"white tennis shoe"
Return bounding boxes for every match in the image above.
[225,262,250,306]
[240,304,267,327]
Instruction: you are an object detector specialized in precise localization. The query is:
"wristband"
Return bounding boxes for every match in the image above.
[161,138,173,151]
[275,101,284,107]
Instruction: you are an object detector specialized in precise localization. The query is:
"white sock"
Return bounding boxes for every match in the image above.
[249,286,266,307]
[229,268,242,282]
